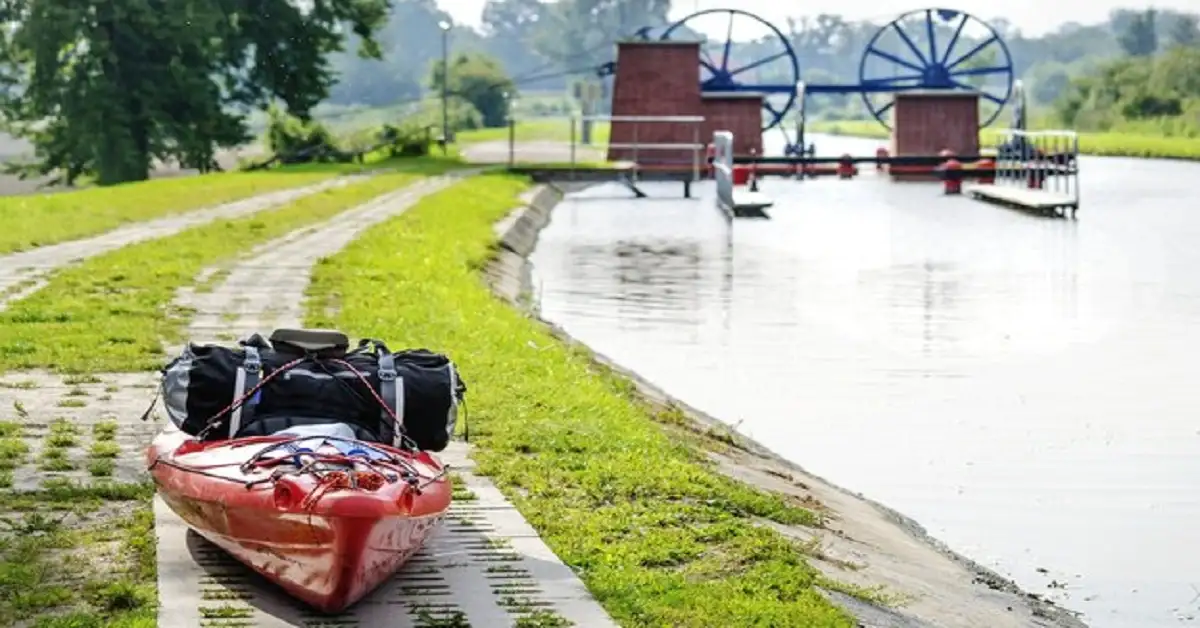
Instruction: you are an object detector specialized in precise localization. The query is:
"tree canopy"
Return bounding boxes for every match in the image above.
[0,0,390,184]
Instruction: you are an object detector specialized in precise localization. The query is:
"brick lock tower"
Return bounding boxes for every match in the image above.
[607,40,764,166]
[890,91,981,181]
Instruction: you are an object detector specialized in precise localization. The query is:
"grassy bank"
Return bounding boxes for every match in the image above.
[0,171,426,374]
[808,119,1200,160]
[0,168,344,256]
[304,174,857,627]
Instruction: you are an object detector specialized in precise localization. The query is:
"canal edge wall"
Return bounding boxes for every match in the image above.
[484,183,1089,628]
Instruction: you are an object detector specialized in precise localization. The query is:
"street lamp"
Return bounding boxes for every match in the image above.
[438,20,451,155]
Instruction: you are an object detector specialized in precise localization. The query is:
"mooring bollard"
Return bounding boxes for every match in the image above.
[938,158,962,195]
[837,154,855,179]
[978,157,995,184]
[732,164,750,186]
[875,147,888,171]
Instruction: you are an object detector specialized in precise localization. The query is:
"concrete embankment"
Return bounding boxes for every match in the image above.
[487,182,1088,628]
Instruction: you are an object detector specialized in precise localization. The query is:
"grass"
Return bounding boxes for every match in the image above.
[0,168,342,256]
[0,170,435,373]
[808,118,1200,160]
[304,174,854,627]
[0,388,152,624]
[0,480,157,626]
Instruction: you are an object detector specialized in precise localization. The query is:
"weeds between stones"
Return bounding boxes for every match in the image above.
[0,381,156,626]
[0,172,423,374]
[303,174,858,626]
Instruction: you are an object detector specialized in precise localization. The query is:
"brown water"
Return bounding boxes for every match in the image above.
[528,134,1200,628]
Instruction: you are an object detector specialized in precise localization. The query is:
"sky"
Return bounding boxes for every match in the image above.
[436,0,1197,38]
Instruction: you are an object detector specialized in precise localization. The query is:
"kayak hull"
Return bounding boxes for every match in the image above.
[148,426,450,613]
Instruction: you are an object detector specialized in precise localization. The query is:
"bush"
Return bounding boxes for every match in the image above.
[379,123,433,157]
[264,105,350,164]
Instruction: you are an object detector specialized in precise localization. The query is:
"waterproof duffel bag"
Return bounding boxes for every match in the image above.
[160,328,465,452]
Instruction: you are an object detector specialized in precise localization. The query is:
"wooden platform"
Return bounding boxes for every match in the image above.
[721,190,773,219]
[963,183,1078,217]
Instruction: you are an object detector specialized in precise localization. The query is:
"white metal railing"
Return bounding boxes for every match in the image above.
[984,129,1081,207]
[581,114,706,182]
[712,130,735,211]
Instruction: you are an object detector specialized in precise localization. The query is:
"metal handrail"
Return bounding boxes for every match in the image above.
[577,114,706,183]
[581,115,705,123]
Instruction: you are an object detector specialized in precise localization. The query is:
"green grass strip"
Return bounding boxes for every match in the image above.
[304,174,854,627]
[808,119,1200,160]
[0,169,346,256]
[0,172,420,373]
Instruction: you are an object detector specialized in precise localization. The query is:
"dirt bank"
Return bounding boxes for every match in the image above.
[484,183,1088,628]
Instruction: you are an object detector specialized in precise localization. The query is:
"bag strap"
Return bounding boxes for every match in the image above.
[228,346,262,438]
[377,350,406,447]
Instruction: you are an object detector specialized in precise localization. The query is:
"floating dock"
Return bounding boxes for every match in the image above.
[963,183,1078,218]
[721,189,773,219]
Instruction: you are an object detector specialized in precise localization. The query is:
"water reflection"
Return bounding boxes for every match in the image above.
[529,149,1200,628]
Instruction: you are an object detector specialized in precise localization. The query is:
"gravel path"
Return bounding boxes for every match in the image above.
[0,176,366,309]
[154,172,615,627]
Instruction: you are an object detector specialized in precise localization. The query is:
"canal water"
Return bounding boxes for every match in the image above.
[528,133,1200,628]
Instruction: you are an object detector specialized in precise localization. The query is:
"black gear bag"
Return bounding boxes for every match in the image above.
[160,329,465,451]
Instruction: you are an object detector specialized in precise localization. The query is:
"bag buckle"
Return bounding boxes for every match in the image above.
[243,350,262,374]
[378,368,397,382]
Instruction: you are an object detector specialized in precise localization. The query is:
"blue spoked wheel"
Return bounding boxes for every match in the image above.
[858,9,1014,130]
[660,9,801,131]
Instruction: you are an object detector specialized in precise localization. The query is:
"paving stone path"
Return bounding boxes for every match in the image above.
[0,176,366,309]
[150,173,616,627]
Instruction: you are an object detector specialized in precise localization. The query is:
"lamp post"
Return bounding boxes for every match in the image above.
[438,20,451,154]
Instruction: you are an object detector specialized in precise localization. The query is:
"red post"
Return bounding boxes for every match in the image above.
[978,157,995,184]
[940,158,962,195]
[837,154,855,179]
[732,165,750,185]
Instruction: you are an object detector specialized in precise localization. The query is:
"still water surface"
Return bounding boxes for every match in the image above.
[529,134,1200,627]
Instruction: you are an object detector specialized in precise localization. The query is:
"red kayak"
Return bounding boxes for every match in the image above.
[147,425,451,613]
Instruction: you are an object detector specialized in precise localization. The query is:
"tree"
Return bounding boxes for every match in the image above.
[429,52,516,128]
[0,0,390,185]
[481,0,550,81]
[1167,14,1199,48]
[1117,9,1158,56]
[1028,64,1072,105]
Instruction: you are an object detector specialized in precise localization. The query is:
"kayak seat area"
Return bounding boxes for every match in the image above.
[234,413,388,444]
